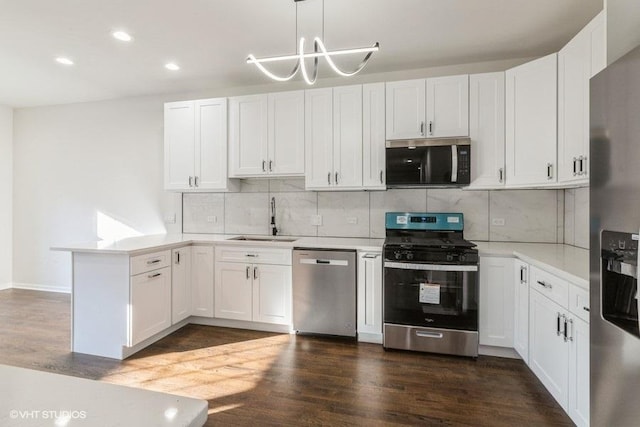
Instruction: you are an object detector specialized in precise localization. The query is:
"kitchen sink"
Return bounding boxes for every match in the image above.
[227,236,298,243]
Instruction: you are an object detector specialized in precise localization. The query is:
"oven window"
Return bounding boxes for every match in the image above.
[384,266,478,330]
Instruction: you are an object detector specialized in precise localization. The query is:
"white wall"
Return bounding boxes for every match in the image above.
[11,56,534,292]
[607,0,640,64]
[0,106,12,289]
[13,97,182,292]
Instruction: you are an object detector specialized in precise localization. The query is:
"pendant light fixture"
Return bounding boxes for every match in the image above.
[247,0,379,85]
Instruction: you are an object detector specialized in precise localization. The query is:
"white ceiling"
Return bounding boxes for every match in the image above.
[0,0,603,108]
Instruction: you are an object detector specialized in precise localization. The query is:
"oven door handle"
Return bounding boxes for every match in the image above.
[384,261,478,272]
[451,145,458,183]
[415,330,444,339]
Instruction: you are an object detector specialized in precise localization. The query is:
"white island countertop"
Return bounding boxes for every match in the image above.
[52,234,589,289]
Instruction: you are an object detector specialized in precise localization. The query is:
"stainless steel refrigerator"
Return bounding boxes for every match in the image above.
[590,43,640,426]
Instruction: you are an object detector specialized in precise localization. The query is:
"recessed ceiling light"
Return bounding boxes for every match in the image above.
[112,31,133,42]
[55,57,74,66]
[165,63,180,71]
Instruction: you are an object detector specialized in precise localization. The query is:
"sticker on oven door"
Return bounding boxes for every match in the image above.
[396,216,408,225]
[447,216,460,223]
[419,283,441,304]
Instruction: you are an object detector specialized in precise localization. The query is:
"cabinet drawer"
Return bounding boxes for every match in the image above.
[530,266,569,309]
[215,246,291,265]
[569,285,590,323]
[130,250,171,276]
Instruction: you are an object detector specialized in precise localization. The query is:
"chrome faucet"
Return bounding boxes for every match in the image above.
[270,197,278,236]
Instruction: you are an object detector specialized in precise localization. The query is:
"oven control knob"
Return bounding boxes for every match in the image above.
[394,251,402,260]
[459,254,466,262]
[406,252,414,260]
[446,254,454,262]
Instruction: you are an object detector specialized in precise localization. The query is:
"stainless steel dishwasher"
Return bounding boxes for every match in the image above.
[292,248,357,337]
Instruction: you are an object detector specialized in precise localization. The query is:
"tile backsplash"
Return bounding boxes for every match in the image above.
[564,187,589,249]
[183,178,566,244]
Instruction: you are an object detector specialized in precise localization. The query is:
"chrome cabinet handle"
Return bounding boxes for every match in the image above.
[245,253,258,258]
[246,266,250,280]
[194,176,199,187]
[420,121,425,136]
[253,266,258,280]
[327,172,331,185]
[188,176,193,187]
[583,306,590,312]
[269,160,273,172]
[175,251,180,265]
[499,168,504,183]
[335,172,339,185]
[563,316,569,342]
[262,160,266,172]
[148,272,161,279]
[557,312,561,336]
[568,318,574,342]
[547,163,553,180]
[537,280,552,289]
[428,121,433,136]
[520,266,527,284]
[379,170,383,184]
[146,259,161,265]
[579,156,586,175]
[573,157,577,176]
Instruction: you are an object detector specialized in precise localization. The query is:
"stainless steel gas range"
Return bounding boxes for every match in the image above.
[383,212,479,357]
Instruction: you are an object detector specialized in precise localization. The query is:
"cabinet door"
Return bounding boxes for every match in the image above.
[252,264,291,325]
[363,83,386,189]
[426,75,469,138]
[479,257,514,347]
[268,90,305,175]
[568,316,589,427]
[171,247,192,324]
[505,53,558,186]
[229,95,268,177]
[469,72,506,188]
[191,245,214,318]
[164,101,195,190]
[333,85,363,188]
[304,88,334,190]
[513,259,530,362]
[357,252,383,337]
[558,30,590,184]
[529,289,569,410]
[195,98,229,190]
[130,267,171,346]
[214,262,252,321]
[385,79,426,140]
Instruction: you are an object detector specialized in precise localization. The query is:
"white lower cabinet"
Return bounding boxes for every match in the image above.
[357,252,383,342]
[529,285,589,427]
[171,247,192,324]
[191,245,214,318]
[479,257,514,347]
[513,259,530,362]
[130,266,172,346]
[214,247,292,326]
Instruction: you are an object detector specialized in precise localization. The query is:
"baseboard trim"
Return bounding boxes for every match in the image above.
[11,282,71,294]
[0,282,11,291]
[478,345,521,359]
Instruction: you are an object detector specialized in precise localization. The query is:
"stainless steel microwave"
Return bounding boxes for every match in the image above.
[385,138,471,187]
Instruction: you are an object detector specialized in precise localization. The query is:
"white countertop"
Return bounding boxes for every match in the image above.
[0,364,207,427]
[52,234,589,289]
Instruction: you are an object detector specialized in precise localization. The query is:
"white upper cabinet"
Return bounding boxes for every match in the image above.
[362,83,386,189]
[229,91,304,178]
[164,98,236,192]
[385,79,426,140]
[304,87,334,189]
[426,75,469,138]
[332,85,363,189]
[558,11,606,185]
[229,94,269,176]
[305,85,363,190]
[386,75,469,140]
[268,90,305,175]
[505,53,558,187]
[469,72,506,188]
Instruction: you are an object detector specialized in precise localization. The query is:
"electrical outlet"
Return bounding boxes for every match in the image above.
[165,213,176,224]
[491,218,506,226]
[346,217,358,225]
[311,215,323,226]
[206,215,217,223]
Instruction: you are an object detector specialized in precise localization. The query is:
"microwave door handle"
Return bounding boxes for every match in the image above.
[451,145,458,183]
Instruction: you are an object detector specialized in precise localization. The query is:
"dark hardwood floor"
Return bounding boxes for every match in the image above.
[0,289,573,426]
